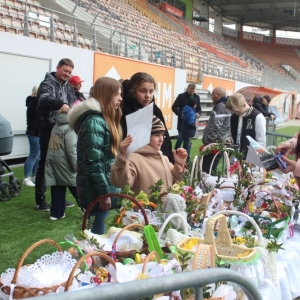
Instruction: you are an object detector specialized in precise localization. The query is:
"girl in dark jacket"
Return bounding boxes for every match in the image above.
[68,77,123,234]
[23,85,40,187]
[121,72,174,163]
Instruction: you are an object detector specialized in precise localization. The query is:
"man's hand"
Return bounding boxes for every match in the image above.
[120,135,133,159]
[99,197,111,211]
[195,113,200,118]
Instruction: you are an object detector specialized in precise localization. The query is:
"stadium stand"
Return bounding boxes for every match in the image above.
[0,0,299,93]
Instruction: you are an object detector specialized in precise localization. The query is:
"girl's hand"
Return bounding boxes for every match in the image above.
[120,135,133,158]
[173,148,187,167]
[278,155,296,173]
[275,141,294,156]
[99,197,111,211]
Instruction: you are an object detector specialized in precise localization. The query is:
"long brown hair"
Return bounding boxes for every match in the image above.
[127,72,156,97]
[93,77,122,156]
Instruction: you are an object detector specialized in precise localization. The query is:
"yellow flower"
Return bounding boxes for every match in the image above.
[182,238,199,250]
[172,183,181,193]
[136,191,149,205]
[248,202,256,213]
[232,237,246,244]
[291,179,296,184]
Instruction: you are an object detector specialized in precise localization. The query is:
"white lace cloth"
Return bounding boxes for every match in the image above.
[0,251,76,288]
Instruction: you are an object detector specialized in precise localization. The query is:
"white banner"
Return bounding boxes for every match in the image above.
[243,32,271,42]
[276,37,300,45]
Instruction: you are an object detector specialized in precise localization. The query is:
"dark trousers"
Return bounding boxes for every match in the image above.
[182,137,192,162]
[35,134,50,205]
[174,130,183,150]
[50,186,78,218]
[202,153,222,175]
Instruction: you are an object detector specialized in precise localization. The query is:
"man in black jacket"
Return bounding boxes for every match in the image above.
[172,83,201,150]
[35,58,76,211]
[252,95,275,120]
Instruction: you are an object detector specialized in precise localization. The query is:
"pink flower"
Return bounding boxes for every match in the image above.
[229,161,241,175]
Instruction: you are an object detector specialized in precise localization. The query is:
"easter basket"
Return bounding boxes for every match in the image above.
[82,193,149,259]
[0,239,76,299]
[177,213,258,266]
[64,251,116,291]
[157,213,190,246]
[107,251,182,299]
[190,143,234,185]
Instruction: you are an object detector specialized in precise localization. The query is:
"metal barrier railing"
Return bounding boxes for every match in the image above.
[266,131,293,147]
[30,269,262,300]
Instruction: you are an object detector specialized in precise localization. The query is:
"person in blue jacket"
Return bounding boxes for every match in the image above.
[182,98,197,162]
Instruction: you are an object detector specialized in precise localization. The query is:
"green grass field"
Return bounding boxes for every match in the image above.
[0,125,297,273]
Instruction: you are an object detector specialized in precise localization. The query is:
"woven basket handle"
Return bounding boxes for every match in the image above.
[82,193,149,231]
[204,214,232,253]
[64,251,116,291]
[199,143,233,178]
[12,239,63,284]
[219,185,243,195]
[190,155,200,185]
[214,210,263,243]
[112,223,144,248]
[248,180,281,192]
[141,251,161,274]
[157,213,189,240]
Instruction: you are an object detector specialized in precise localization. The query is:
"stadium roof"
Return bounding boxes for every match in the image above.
[205,0,300,32]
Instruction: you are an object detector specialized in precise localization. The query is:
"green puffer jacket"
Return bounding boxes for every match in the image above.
[68,98,120,210]
[45,112,77,186]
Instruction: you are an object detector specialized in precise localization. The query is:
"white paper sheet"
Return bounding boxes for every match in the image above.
[125,103,153,156]
[245,135,278,171]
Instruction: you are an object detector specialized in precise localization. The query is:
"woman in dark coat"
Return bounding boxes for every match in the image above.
[121,72,174,163]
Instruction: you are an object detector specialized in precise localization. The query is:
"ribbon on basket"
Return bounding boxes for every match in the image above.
[144,225,163,259]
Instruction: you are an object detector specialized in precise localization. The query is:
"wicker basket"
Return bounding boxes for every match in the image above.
[177,214,257,265]
[64,251,116,291]
[190,143,235,185]
[82,193,149,259]
[82,193,150,231]
[110,223,146,261]
[0,239,68,299]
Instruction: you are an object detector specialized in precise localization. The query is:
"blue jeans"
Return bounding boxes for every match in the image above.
[182,137,191,161]
[89,210,109,235]
[24,134,40,178]
[88,197,119,234]
[50,186,78,218]
[174,130,183,150]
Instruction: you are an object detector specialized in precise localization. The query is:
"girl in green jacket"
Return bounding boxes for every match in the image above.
[68,77,123,234]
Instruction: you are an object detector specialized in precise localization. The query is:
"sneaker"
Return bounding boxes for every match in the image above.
[23,178,35,187]
[31,176,36,183]
[65,201,75,208]
[50,214,65,221]
[36,202,50,212]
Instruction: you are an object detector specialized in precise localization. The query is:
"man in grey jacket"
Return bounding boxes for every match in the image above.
[35,58,76,211]
[202,87,231,174]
